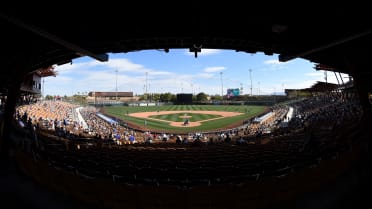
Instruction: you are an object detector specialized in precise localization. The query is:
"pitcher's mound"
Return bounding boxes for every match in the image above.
[170,121,201,127]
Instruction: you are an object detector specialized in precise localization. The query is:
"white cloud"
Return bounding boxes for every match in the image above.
[103,58,145,72]
[45,58,198,95]
[186,49,222,56]
[46,76,73,82]
[305,72,323,77]
[203,66,226,73]
[149,71,174,76]
[261,59,292,72]
[264,59,286,65]
[135,77,196,94]
[54,62,87,75]
[197,73,215,79]
[200,49,222,55]
[84,71,118,82]
[55,58,175,80]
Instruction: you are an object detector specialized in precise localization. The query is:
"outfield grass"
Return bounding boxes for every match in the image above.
[102,105,267,133]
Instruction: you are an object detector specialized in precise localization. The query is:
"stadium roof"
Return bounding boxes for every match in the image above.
[308,81,340,92]
[33,66,57,77]
[1,5,372,91]
[285,81,340,93]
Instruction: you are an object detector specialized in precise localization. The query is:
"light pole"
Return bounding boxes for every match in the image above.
[191,83,194,95]
[42,78,45,100]
[220,72,223,97]
[149,83,151,102]
[94,91,96,106]
[115,69,118,101]
[249,69,252,96]
[145,72,148,101]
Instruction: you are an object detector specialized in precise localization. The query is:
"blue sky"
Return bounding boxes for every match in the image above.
[43,49,349,96]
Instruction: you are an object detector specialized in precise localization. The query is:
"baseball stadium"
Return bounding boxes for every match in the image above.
[1,7,372,209]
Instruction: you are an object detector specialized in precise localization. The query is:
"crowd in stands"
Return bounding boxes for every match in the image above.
[12,92,364,186]
[16,101,76,130]
[15,100,293,146]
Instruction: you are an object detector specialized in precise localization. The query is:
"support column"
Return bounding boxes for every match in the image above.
[0,74,22,160]
[353,72,372,122]
[347,63,372,157]
[343,55,371,122]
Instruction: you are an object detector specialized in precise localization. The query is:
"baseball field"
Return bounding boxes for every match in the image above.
[102,105,267,133]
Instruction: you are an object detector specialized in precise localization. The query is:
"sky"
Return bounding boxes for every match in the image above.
[43,49,349,97]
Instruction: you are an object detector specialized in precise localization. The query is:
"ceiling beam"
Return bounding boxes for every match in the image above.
[0,12,108,62]
[279,29,372,62]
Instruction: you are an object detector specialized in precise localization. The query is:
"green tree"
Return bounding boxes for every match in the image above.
[45,95,54,100]
[196,92,208,101]
[211,94,222,101]
[139,94,146,101]
[160,92,173,102]
[170,94,177,102]
[152,93,160,102]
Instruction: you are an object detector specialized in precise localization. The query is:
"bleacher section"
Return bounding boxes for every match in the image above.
[11,94,367,209]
